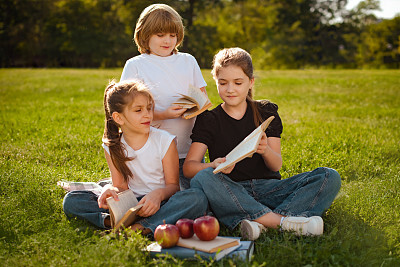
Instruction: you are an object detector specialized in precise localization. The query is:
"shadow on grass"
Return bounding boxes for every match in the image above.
[247,210,399,266]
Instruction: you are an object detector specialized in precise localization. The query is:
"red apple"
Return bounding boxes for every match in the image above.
[176,218,194,239]
[154,221,180,248]
[193,215,220,241]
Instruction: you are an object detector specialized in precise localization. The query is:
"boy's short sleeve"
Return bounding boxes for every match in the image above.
[190,111,216,148]
[190,55,207,89]
[120,59,139,81]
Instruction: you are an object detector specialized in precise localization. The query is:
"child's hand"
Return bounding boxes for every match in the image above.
[165,105,187,119]
[256,132,269,155]
[212,157,235,174]
[97,184,119,209]
[137,191,162,217]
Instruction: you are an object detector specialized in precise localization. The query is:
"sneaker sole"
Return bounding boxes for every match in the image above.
[240,220,259,241]
[309,216,323,235]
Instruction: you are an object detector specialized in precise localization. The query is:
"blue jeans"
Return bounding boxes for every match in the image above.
[63,190,110,228]
[179,158,191,190]
[63,188,208,232]
[190,167,341,230]
[179,158,205,190]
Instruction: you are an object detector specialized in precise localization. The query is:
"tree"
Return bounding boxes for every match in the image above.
[357,16,400,68]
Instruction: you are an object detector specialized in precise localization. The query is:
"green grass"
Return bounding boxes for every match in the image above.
[1,68,399,266]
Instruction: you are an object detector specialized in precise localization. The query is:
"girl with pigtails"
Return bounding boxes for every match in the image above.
[63,80,207,233]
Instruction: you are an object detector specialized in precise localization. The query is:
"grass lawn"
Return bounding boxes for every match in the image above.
[0,68,399,266]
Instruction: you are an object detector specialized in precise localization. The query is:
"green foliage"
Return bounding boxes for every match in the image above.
[1,69,399,266]
[357,16,400,68]
[1,0,399,68]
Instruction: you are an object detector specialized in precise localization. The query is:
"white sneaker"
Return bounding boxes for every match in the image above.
[280,216,323,236]
[240,220,267,240]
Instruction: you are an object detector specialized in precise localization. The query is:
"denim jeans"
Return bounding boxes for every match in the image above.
[190,167,341,230]
[63,188,208,232]
[179,158,205,190]
[63,190,110,228]
[179,158,191,190]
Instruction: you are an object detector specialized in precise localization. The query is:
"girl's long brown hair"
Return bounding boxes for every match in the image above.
[212,47,264,127]
[103,80,154,182]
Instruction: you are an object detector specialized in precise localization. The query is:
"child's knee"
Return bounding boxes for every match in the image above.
[317,167,341,193]
[193,188,208,206]
[327,168,341,191]
[190,167,215,188]
[62,192,75,216]
[62,191,93,216]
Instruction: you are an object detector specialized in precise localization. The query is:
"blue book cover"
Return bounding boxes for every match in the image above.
[226,240,254,261]
[147,238,254,262]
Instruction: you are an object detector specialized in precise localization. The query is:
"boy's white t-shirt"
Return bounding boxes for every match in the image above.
[120,52,207,158]
[102,127,176,198]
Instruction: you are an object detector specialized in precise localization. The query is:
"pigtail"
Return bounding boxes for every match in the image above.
[246,90,263,128]
[103,81,134,183]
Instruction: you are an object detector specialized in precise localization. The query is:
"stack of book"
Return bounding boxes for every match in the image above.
[147,235,254,262]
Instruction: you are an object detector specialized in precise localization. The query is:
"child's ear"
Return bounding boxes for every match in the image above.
[250,77,255,88]
[112,112,124,125]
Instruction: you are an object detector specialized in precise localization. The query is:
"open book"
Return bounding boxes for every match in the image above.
[106,189,143,230]
[213,116,275,174]
[177,235,240,253]
[173,85,212,119]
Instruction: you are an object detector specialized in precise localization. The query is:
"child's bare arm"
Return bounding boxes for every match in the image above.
[98,150,129,209]
[257,134,282,172]
[183,142,217,178]
[137,140,179,217]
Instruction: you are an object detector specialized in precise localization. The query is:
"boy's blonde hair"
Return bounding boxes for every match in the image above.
[134,4,184,54]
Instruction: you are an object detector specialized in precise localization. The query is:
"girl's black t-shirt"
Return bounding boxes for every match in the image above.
[191,100,283,182]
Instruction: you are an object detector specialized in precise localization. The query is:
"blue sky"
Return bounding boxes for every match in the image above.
[346,0,400,18]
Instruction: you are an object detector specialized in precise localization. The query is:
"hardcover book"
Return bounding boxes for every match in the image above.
[147,237,254,261]
[146,241,240,261]
[213,116,275,174]
[177,235,240,253]
[226,240,254,261]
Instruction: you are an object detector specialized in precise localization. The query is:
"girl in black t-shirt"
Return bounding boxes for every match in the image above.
[183,48,341,240]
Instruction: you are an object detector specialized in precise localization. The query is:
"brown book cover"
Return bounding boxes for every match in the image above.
[106,190,143,230]
[177,235,240,253]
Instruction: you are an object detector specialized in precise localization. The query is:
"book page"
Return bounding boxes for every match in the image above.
[213,130,261,173]
[173,97,198,109]
[106,190,139,226]
[186,84,209,108]
[213,116,275,174]
[114,204,144,230]
[172,85,212,119]
[173,85,208,108]
[225,132,261,162]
